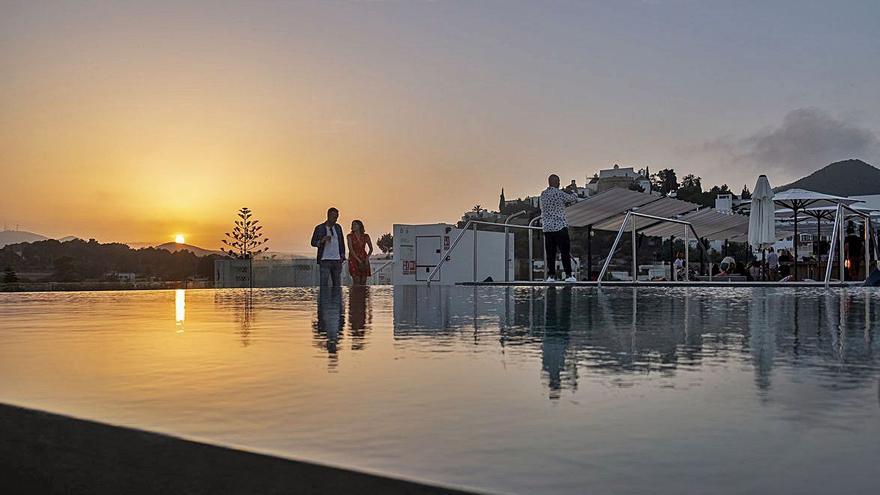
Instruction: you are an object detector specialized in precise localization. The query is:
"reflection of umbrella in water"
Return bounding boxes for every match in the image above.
[749,288,776,392]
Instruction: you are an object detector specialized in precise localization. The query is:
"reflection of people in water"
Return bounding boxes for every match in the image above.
[313,287,344,369]
[542,287,574,399]
[348,286,371,350]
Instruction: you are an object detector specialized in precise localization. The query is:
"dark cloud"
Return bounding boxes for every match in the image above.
[690,108,880,179]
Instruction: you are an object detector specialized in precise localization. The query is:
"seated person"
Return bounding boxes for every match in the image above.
[778,264,794,282]
[718,256,736,276]
[778,250,792,263]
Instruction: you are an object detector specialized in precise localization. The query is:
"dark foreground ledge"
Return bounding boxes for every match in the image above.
[0,403,476,495]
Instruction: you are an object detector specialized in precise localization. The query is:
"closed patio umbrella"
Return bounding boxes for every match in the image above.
[748,175,776,279]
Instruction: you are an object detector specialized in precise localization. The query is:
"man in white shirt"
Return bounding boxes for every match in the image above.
[310,207,346,287]
[540,174,579,282]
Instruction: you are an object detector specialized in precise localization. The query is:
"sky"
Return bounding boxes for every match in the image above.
[2,0,879,253]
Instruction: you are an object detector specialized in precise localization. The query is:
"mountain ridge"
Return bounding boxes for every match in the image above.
[776,159,880,196]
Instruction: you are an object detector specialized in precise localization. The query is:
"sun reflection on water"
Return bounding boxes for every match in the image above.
[175,289,185,332]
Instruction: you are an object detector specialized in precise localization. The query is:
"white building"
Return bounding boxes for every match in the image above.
[392,223,513,285]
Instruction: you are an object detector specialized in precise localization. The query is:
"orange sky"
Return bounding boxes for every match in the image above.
[3,2,878,253]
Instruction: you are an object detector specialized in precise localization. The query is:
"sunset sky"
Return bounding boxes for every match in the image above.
[3,0,879,253]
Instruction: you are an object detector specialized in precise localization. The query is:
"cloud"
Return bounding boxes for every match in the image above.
[687,108,880,181]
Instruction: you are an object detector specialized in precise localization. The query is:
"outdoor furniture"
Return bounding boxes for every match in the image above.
[696,275,747,282]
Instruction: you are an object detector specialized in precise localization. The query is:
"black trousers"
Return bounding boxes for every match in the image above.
[544,229,572,278]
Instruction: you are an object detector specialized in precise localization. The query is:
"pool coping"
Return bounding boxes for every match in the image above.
[0,402,480,495]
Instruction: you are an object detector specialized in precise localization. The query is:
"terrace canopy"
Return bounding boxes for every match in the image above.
[639,208,751,242]
[566,188,752,241]
[566,189,701,232]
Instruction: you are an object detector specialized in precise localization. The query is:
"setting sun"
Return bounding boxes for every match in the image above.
[174,234,185,244]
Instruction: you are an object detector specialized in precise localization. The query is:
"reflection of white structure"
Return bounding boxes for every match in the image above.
[214,258,393,287]
[392,223,513,285]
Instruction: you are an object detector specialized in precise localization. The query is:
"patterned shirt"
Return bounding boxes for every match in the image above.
[540,187,579,232]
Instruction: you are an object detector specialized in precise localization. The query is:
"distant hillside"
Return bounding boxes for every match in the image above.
[776,159,880,196]
[155,242,222,257]
[0,230,48,248]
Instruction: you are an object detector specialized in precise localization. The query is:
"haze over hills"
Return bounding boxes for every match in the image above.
[776,159,880,196]
[0,230,48,247]
[154,242,222,257]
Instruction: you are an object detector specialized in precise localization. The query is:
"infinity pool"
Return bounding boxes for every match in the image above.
[1,286,878,494]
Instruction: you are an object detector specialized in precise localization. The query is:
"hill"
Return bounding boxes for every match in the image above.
[776,159,880,196]
[155,242,222,257]
[0,230,48,248]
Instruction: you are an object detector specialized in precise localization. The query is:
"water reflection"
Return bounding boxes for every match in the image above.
[313,287,345,370]
[213,290,256,346]
[175,289,185,333]
[347,286,371,350]
[393,286,880,403]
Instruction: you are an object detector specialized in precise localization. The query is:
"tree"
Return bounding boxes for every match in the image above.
[628,182,645,193]
[676,174,703,204]
[472,204,483,212]
[221,207,269,259]
[741,185,752,200]
[377,233,393,255]
[651,168,679,195]
[52,256,78,282]
[2,266,17,283]
[499,188,506,213]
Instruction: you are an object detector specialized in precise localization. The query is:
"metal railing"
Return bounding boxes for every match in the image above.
[426,219,543,286]
[597,210,708,286]
[824,203,874,287]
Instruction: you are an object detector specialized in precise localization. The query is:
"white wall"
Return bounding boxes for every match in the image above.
[392,223,514,285]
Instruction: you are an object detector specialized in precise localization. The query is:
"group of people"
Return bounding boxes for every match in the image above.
[311,174,583,287]
[310,207,374,287]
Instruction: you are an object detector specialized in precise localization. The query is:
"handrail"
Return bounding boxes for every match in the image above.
[823,203,874,286]
[426,220,542,286]
[504,211,527,282]
[824,204,842,287]
[597,210,710,285]
[528,217,542,281]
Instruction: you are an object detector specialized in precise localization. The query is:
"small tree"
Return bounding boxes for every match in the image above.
[377,233,393,256]
[221,207,269,259]
[2,266,18,283]
[651,168,679,196]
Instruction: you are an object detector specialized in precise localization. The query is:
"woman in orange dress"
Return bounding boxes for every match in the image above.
[346,220,373,286]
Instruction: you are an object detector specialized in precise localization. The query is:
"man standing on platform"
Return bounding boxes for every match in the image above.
[540,174,579,282]
[311,207,346,287]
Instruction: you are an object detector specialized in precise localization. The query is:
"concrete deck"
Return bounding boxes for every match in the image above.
[0,403,477,495]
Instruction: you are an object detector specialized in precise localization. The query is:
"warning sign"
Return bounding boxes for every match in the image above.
[402,260,416,275]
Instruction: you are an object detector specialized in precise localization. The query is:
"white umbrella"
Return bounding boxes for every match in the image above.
[748,175,776,250]
[769,189,862,280]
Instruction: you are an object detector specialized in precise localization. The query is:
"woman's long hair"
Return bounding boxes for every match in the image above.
[351,219,365,234]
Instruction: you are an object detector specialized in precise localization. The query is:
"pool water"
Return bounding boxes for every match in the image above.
[1,286,878,494]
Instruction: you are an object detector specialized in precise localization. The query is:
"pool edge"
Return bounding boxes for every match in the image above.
[0,402,480,495]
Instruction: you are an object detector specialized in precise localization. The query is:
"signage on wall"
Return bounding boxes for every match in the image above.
[402,260,416,275]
